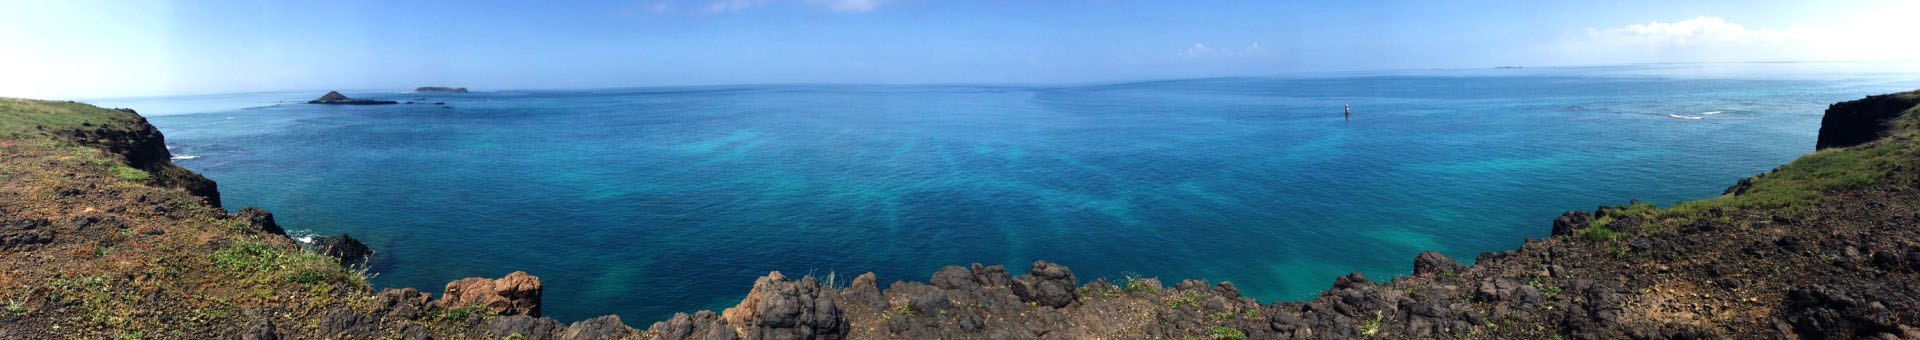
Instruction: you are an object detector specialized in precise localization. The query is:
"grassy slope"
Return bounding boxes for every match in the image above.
[0,99,377,338]
[1580,90,1920,240]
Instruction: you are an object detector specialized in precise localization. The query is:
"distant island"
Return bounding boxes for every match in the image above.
[414,86,469,93]
[307,91,397,105]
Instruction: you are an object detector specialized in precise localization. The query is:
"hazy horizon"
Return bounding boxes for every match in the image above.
[6,0,1919,99]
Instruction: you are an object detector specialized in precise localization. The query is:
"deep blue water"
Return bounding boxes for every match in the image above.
[95,63,1919,323]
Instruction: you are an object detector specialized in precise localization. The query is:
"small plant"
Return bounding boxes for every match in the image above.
[889,303,913,316]
[1360,313,1383,336]
[1123,274,1158,294]
[1167,291,1199,309]
[1205,310,1233,321]
[437,304,486,322]
[504,332,527,340]
[1577,225,1619,241]
[1242,309,1260,318]
[1208,326,1245,340]
[3,299,25,317]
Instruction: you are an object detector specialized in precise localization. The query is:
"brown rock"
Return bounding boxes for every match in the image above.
[720,271,847,340]
[434,271,543,317]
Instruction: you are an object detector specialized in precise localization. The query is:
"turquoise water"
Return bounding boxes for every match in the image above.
[100,63,1918,323]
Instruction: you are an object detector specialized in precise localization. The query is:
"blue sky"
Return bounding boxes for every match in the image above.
[2,0,1915,98]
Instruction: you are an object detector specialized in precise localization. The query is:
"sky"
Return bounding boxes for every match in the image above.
[2,0,1917,99]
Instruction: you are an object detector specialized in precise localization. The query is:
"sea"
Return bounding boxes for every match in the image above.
[85,62,1920,323]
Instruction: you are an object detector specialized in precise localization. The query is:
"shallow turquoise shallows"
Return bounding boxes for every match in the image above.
[102,63,1920,323]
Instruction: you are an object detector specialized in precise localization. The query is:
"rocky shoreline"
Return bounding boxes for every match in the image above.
[1,90,1917,339]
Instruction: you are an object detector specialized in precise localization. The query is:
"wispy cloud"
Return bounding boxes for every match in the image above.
[1176,42,1268,59]
[805,0,887,13]
[1546,12,1920,63]
[641,0,888,14]
[1584,16,1802,46]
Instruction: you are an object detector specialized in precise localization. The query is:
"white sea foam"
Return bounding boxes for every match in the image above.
[1701,111,1724,115]
[170,155,198,160]
[1668,114,1705,120]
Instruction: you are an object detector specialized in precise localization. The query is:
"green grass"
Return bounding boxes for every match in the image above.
[211,241,366,289]
[108,165,149,182]
[433,304,488,322]
[1123,274,1159,294]
[0,98,138,139]
[1208,326,1246,340]
[1167,290,1199,309]
[1571,131,1920,240]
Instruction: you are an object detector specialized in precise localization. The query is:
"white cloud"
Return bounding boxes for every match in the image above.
[1177,42,1268,59]
[1546,10,1920,64]
[805,0,887,12]
[1584,16,1803,46]
[705,0,770,13]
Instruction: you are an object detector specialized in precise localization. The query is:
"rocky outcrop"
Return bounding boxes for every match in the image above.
[1816,90,1919,149]
[434,271,544,317]
[414,87,469,93]
[306,234,372,265]
[1551,210,1592,236]
[307,91,398,105]
[234,207,285,235]
[1412,251,1463,275]
[62,109,221,207]
[1009,260,1078,308]
[0,217,55,250]
[720,271,848,340]
[374,288,431,320]
[651,311,738,340]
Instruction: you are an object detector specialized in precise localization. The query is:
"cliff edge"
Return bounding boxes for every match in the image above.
[0,90,1917,339]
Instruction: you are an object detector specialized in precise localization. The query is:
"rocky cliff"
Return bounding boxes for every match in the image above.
[1,90,1918,339]
[1816,91,1920,149]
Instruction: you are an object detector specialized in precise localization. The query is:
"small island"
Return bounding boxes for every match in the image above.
[307,91,398,105]
[414,86,469,93]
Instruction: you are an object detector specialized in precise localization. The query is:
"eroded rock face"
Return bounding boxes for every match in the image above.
[1783,285,1905,339]
[61,113,220,207]
[435,271,543,317]
[563,315,641,340]
[1413,252,1463,276]
[721,271,848,340]
[650,311,739,340]
[1010,260,1077,308]
[1816,91,1920,149]
[234,207,285,236]
[374,288,431,320]
[319,307,376,339]
[307,234,372,265]
[837,272,884,311]
[0,217,55,250]
[1551,211,1592,236]
[489,315,563,340]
